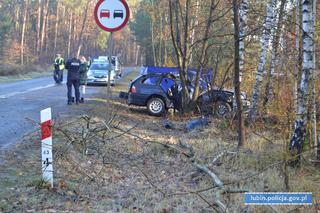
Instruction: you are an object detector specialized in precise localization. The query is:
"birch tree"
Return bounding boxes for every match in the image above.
[248,0,276,123]
[233,0,248,112]
[263,0,287,110]
[311,0,317,157]
[289,0,314,165]
[239,0,249,83]
[233,0,246,146]
[294,0,301,112]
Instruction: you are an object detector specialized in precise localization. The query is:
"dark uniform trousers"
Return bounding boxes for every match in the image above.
[67,79,80,103]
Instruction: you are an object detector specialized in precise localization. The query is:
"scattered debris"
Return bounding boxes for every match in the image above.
[186,117,209,131]
[163,119,175,129]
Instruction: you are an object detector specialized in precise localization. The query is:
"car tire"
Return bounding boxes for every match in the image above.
[147,97,165,116]
[214,101,231,118]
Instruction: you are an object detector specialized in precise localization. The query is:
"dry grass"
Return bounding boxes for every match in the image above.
[0,70,320,212]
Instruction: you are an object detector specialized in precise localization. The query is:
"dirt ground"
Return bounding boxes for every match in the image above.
[0,71,320,212]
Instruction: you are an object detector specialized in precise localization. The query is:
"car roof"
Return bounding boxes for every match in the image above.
[92,60,109,63]
[141,73,177,78]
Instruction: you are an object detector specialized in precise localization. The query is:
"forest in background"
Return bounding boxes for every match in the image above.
[0,0,140,69]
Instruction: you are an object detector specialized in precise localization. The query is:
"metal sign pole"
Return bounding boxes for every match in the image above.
[94,0,129,96]
[107,32,113,96]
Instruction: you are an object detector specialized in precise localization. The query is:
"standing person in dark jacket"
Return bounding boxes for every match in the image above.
[65,56,81,105]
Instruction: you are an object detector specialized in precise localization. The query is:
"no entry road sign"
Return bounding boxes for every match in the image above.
[94,0,130,32]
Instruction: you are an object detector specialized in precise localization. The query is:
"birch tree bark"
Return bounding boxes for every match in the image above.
[233,0,246,147]
[294,0,301,112]
[289,0,314,165]
[248,0,276,123]
[239,0,249,83]
[311,0,317,157]
[263,0,287,110]
[233,0,249,111]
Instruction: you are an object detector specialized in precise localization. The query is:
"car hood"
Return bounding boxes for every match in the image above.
[89,70,115,76]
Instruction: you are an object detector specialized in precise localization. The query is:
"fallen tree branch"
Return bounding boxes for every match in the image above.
[194,163,223,187]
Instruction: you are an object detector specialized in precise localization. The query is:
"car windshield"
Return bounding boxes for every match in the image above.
[90,63,109,70]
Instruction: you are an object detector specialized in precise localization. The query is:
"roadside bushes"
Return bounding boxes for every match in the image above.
[0,63,46,76]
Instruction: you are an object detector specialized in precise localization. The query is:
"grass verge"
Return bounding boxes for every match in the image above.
[0,68,319,212]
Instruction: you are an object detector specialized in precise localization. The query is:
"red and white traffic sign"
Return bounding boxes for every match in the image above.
[40,108,53,188]
[94,0,130,32]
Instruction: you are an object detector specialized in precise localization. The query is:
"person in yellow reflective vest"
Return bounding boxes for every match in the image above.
[54,54,65,84]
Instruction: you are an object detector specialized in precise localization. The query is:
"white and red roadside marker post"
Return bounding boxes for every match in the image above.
[40,108,53,188]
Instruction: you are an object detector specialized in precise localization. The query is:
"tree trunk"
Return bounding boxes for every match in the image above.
[36,0,41,56]
[44,6,50,57]
[40,0,49,56]
[311,0,317,157]
[263,0,287,110]
[135,45,140,65]
[248,0,276,123]
[239,0,249,83]
[150,0,157,66]
[190,0,200,64]
[169,0,190,113]
[233,0,249,112]
[67,12,73,58]
[289,0,314,165]
[233,0,246,147]
[76,1,90,58]
[159,15,163,65]
[20,0,28,65]
[53,1,59,56]
[294,0,302,112]
[192,0,215,102]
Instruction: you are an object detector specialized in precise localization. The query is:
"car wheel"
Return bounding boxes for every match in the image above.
[214,101,231,118]
[147,97,165,116]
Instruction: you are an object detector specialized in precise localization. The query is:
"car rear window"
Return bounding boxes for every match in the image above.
[142,77,159,85]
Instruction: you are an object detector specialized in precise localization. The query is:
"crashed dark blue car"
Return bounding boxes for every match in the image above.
[120,67,250,116]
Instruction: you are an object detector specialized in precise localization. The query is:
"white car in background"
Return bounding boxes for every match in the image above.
[87,60,116,86]
[98,56,122,77]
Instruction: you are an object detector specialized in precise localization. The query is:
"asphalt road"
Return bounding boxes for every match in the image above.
[0,67,134,149]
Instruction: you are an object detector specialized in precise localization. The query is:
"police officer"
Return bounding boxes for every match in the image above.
[54,54,65,83]
[65,56,81,105]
